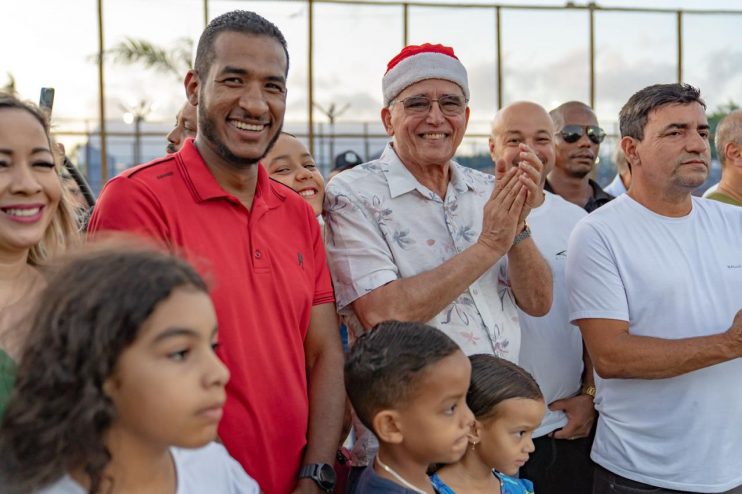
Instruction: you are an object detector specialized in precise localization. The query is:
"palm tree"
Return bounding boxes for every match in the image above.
[105,37,193,80]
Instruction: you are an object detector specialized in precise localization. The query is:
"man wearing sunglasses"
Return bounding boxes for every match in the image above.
[546,101,613,212]
[324,44,552,490]
[567,83,742,493]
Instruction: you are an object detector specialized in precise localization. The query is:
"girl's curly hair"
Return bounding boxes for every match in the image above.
[0,244,208,493]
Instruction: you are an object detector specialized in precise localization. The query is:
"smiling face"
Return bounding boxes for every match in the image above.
[476,397,545,476]
[264,133,325,215]
[188,31,287,169]
[395,350,475,465]
[553,105,600,179]
[490,102,555,178]
[625,102,710,195]
[166,102,198,154]
[382,78,470,171]
[104,287,229,450]
[0,108,62,259]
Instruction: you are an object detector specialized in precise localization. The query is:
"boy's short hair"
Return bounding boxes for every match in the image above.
[344,320,460,433]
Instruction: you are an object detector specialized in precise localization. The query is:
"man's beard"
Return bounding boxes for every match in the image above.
[199,110,282,169]
[566,166,592,179]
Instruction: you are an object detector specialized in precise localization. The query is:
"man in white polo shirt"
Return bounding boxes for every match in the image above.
[566,83,742,493]
[489,101,593,494]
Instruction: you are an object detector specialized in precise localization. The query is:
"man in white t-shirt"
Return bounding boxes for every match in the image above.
[489,101,592,494]
[566,83,742,494]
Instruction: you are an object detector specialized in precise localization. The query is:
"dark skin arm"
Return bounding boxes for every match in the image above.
[292,303,345,494]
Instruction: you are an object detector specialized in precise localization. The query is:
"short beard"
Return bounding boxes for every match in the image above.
[673,173,707,190]
[198,109,282,169]
[566,168,591,179]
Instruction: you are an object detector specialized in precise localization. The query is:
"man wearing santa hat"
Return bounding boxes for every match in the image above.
[323,43,552,489]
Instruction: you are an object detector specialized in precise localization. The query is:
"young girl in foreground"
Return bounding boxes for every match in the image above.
[0,247,260,494]
[431,354,545,494]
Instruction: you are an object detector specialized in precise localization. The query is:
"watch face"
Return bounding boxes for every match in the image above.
[318,463,336,485]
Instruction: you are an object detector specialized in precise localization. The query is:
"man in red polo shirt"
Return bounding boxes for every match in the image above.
[88,11,345,494]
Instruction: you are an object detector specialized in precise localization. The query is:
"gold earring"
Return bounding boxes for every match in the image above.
[469,439,479,452]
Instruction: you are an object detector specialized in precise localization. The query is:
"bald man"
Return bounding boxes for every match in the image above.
[489,101,595,494]
[547,101,613,212]
[708,110,742,206]
[166,101,197,154]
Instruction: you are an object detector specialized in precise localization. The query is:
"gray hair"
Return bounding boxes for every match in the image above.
[715,110,742,168]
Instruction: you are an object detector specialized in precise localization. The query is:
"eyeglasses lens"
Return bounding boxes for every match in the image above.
[400,95,466,116]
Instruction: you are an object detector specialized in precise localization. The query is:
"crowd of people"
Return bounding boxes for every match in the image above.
[0,8,740,494]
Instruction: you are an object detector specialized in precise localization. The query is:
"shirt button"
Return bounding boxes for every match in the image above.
[255,250,262,259]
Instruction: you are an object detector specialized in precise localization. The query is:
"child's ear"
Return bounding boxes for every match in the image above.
[102,374,119,398]
[468,419,483,445]
[372,409,404,444]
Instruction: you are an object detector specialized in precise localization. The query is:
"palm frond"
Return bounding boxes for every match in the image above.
[106,37,192,79]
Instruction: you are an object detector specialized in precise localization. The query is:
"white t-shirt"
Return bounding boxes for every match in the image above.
[36,442,260,494]
[518,191,587,438]
[566,194,742,492]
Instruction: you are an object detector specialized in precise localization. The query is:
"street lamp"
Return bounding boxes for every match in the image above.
[122,100,151,167]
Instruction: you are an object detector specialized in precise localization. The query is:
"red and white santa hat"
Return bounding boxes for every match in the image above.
[382,43,469,106]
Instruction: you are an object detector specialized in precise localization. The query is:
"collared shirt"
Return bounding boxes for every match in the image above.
[545,178,614,213]
[324,143,520,360]
[88,139,334,494]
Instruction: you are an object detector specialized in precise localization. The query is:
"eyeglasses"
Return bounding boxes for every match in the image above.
[392,95,468,116]
[557,125,606,144]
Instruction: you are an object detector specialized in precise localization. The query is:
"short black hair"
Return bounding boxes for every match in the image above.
[549,101,594,131]
[345,321,460,433]
[194,10,289,77]
[620,83,706,141]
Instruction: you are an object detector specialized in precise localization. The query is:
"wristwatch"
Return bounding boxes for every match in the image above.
[512,223,531,247]
[298,463,336,492]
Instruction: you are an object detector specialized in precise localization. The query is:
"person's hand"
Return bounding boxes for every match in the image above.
[510,143,544,226]
[549,394,596,440]
[477,160,527,258]
[726,309,742,356]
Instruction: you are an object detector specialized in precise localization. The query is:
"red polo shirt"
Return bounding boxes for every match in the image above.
[88,139,335,494]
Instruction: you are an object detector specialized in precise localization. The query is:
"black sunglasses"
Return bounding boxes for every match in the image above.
[558,125,606,144]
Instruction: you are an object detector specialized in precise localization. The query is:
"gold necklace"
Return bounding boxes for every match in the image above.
[375,454,430,494]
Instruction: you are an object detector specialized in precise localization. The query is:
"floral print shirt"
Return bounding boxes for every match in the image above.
[324,143,521,359]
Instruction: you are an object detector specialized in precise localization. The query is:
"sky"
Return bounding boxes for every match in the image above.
[4,0,742,161]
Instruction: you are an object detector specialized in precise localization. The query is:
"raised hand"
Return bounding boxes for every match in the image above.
[477,160,527,258]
